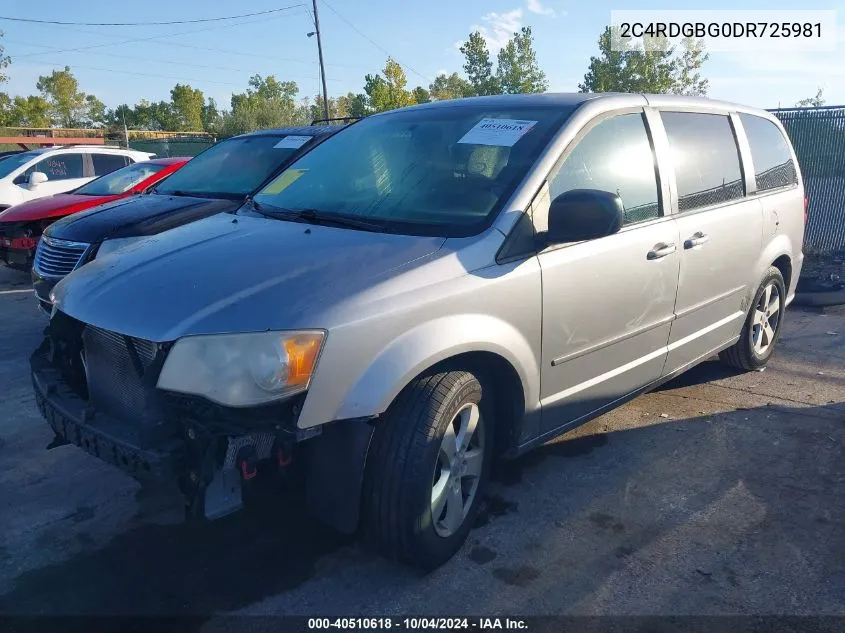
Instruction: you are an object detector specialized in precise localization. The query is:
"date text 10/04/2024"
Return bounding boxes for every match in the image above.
[307,618,529,630]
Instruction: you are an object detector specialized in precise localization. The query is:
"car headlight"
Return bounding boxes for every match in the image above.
[95,236,145,258]
[157,330,326,407]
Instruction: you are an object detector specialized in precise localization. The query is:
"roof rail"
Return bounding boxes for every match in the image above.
[48,143,127,150]
[310,116,361,125]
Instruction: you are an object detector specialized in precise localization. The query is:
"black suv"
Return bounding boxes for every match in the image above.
[33,124,346,312]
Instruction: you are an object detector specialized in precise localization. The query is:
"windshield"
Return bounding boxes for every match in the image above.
[75,161,167,196]
[155,134,309,198]
[0,151,40,179]
[252,105,574,237]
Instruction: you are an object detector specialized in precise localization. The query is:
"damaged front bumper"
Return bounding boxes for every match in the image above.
[0,222,39,270]
[30,323,309,521]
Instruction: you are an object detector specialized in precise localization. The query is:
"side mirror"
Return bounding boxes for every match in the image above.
[546,189,624,245]
[28,172,48,188]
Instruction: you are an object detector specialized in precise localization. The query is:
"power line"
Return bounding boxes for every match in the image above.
[320,0,430,83]
[5,10,373,71]
[10,11,307,59]
[0,5,304,26]
[21,59,246,87]
[7,38,343,82]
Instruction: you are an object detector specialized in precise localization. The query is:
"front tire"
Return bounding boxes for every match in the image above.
[719,266,786,371]
[363,370,493,570]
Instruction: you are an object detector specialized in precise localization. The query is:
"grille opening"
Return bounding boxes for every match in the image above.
[34,238,89,278]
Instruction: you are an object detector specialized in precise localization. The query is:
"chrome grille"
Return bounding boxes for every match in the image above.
[81,326,160,426]
[34,236,89,278]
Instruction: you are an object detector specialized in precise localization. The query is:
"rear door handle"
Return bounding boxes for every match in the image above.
[684,232,710,249]
[647,243,677,260]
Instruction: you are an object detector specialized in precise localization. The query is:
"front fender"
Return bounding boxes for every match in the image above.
[339,314,538,420]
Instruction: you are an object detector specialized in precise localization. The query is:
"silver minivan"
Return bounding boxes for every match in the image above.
[33,93,805,569]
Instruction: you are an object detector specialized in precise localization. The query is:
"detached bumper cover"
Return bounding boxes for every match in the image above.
[31,350,177,481]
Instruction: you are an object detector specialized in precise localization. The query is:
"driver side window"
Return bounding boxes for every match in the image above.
[547,112,661,227]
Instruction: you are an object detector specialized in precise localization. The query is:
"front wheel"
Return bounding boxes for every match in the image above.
[719,266,786,371]
[363,370,493,570]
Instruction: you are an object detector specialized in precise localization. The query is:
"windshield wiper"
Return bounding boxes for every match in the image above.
[248,201,388,232]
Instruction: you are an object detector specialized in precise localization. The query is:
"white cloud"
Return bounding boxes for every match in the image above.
[471,9,524,52]
[526,0,556,17]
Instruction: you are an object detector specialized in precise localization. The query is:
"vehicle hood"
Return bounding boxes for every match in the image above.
[0,193,121,223]
[53,212,447,342]
[46,193,241,243]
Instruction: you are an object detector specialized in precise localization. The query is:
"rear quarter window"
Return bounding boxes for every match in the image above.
[92,153,130,176]
[661,111,744,213]
[739,113,798,192]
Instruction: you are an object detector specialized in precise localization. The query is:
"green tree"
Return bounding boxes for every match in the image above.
[130,99,177,130]
[3,95,51,127]
[334,93,353,118]
[0,92,11,126]
[36,66,90,127]
[428,73,471,101]
[579,27,630,92]
[674,37,710,96]
[83,94,106,127]
[496,27,548,94]
[625,34,675,94]
[201,97,221,132]
[411,86,431,104]
[169,83,205,131]
[460,32,499,96]
[0,30,10,86]
[346,92,369,118]
[579,27,710,96]
[220,74,306,136]
[364,58,414,112]
[796,88,825,108]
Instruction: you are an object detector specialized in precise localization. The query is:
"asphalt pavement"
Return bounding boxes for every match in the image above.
[0,264,843,624]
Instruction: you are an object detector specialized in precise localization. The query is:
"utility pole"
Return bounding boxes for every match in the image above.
[312,0,330,120]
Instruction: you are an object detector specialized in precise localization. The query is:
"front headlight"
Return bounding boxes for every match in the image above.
[157,330,326,407]
[95,236,145,259]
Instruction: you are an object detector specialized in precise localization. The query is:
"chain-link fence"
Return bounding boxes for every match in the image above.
[126,137,215,158]
[771,106,845,254]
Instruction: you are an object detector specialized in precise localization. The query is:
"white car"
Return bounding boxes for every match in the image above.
[0,146,155,211]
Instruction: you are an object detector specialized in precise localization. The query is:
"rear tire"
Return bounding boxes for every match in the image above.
[362,370,493,570]
[719,266,786,371]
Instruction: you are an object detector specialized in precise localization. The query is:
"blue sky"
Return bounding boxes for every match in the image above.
[2,0,844,112]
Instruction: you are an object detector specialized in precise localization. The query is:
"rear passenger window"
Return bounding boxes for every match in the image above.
[661,112,744,212]
[739,114,798,192]
[548,113,660,225]
[92,153,130,176]
[30,154,85,181]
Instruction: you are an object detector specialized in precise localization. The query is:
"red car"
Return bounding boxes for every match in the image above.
[0,156,189,270]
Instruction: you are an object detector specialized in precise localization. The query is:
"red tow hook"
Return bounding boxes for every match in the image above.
[240,459,257,480]
[239,459,257,480]
[238,448,259,481]
[277,445,292,468]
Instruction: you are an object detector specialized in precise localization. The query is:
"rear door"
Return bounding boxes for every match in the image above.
[536,109,680,433]
[91,153,131,177]
[657,110,763,374]
[737,113,804,299]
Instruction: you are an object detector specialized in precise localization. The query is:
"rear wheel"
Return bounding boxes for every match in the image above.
[363,370,492,570]
[719,266,786,371]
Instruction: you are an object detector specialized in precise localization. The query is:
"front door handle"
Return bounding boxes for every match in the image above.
[647,242,677,260]
[684,232,710,249]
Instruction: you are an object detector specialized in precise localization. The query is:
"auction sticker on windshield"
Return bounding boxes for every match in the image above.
[274,136,312,149]
[261,169,307,194]
[458,119,538,147]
